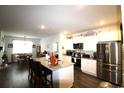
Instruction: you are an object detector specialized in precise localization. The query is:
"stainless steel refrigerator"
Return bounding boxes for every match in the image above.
[97,41,122,85]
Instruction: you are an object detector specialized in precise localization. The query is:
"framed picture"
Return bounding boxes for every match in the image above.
[32,44,36,48]
[8,44,13,48]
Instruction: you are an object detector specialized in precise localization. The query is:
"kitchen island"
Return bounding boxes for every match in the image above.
[34,57,74,88]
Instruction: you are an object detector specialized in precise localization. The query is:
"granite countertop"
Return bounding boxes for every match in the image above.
[81,57,97,60]
[34,57,74,71]
[71,56,96,60]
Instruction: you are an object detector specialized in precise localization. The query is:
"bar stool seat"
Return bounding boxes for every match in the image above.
[29,60,53,88]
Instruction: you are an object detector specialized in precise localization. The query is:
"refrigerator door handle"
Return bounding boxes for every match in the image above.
[102,63,119,66]
[103,68,120,72]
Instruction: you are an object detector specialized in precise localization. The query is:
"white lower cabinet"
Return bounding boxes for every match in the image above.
[81,58,97,76]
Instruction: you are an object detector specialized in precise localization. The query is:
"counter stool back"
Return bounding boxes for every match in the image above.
[29,60,53,88]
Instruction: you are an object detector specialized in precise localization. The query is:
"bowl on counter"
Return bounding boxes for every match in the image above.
[82,54,90,58]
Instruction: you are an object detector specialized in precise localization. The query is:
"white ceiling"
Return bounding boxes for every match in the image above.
[0,5,121,38]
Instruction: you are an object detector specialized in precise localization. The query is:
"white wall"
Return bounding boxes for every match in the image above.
[40,24,121,60]
[4,36,40,62]
[40,34,60,52]
[0,31,5,64]
[61,24,121,52]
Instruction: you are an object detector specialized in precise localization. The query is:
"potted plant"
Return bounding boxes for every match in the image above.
[2,51,8,63]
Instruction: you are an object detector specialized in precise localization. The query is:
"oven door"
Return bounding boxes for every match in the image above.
[75,58,81,68]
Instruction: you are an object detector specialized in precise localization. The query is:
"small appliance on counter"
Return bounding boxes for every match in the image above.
[82,54,90,58]
[93,52,97,60]
[66,50,73,56]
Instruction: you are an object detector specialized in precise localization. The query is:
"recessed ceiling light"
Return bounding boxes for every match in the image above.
[63,30,70,35]
[41,25,45,29]
[78,5,85,8]
[64,31,67,35]
[99,20,105,25]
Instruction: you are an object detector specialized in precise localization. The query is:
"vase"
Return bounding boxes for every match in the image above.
[50,52,58,66]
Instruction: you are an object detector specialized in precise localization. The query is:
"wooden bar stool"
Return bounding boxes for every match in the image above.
[29,61,53,88]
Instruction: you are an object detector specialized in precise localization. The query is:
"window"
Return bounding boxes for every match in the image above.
[53,42,59,52]
[13,40,33,54]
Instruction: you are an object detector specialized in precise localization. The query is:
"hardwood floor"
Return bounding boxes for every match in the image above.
[0,63,119,88]
[0,63,31,88]
[73,67,103,88]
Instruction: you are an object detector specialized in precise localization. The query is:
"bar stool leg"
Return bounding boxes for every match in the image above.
[51,73,53,88]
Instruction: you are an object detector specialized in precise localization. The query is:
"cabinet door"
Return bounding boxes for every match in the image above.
[87,60,96,76]
[81,58,96,76]
[81,59,87,72]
